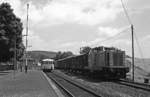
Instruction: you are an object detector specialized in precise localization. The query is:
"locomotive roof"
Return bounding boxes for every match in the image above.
[91,46,124,52]
[56,47,124,62]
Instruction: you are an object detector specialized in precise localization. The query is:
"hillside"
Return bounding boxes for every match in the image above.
[134,58,150,73]
[126,57,150,82]
[27,51,57,61]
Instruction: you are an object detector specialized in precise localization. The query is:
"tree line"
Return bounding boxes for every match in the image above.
[54,46,91,60]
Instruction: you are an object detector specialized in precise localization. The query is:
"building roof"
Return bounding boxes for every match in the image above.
[42,59,54,62]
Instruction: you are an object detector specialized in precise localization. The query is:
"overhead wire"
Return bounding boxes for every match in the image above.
[121,0,132,25]
[81,0,144,60]
[89,27,130,47]
[121,0,146,68]
[98,28,129,43]
[134,32,146,66]
[89,0,132,48]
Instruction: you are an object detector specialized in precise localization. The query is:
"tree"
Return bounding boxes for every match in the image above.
[80,46,91,54]
[0,3,24,62]
[39,54,49,61]
[54,51,74,60]
[54,51,62,60]
[61,51,74,58]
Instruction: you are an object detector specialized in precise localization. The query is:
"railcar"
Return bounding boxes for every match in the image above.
[55,46,129,79]
[41,59,54,72]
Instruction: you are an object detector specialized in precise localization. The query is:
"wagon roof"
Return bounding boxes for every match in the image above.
[57,53,88,61]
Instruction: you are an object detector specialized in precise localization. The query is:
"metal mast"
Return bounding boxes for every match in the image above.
[25,3,29,73]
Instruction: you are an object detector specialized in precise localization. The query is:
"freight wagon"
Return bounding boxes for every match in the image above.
[55,46,129,79]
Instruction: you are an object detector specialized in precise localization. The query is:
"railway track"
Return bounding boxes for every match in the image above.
[118,79,150,91]
[63,70,150,92]
[46,72,102,97]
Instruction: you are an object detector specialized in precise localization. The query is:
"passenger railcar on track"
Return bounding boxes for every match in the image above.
[41,59,54,72]
[55,46,129,79]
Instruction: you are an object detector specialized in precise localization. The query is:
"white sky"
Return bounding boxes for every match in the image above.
[1,0,150,58]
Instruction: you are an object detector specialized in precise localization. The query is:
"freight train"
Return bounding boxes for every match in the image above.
[55,46,129,79]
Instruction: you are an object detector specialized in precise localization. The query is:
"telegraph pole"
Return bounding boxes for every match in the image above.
[25,3,29,73]
[13,35,16,78]
[120,0,134,81]
[131,24,134,81]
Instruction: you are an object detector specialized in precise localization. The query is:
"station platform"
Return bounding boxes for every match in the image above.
[0,70,64,97]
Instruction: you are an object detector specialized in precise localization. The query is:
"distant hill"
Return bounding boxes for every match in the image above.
[134,58,150,73]
[27,51,57,61]
[126,57,150,82]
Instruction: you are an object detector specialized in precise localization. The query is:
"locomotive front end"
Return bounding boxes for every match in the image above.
[88,47,129,79]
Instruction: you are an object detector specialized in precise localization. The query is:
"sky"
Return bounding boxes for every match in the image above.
[1,0,150,58]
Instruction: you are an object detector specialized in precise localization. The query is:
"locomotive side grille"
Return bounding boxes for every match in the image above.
[113,53,118,66]
[106,52,110,66]
[119,53,124,66]
[113,52,124,66]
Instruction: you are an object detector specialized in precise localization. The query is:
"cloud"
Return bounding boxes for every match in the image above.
[58,25,131,52]
[0,0,132,54]
[98,26,130,37]
[58,41,86,53]
[1,0,150,58]
[129,7,150,15]
[2,0,124,26]
[22,29,49,51]
[58,25,132,54]
[58,37,132,55]
[141,34,150,42]
[98,27,120,37]
[41,0,123,25]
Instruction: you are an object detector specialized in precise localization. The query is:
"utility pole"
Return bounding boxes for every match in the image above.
[131,24,134,81]
[13,35,16,78]
[25,3,29,73]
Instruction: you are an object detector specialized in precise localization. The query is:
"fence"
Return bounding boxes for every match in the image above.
[0,65,14,71]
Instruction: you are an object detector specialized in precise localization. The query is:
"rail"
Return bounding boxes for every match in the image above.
[47,73,75,97]
[118,79,150,91]
[46,72,102,97]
